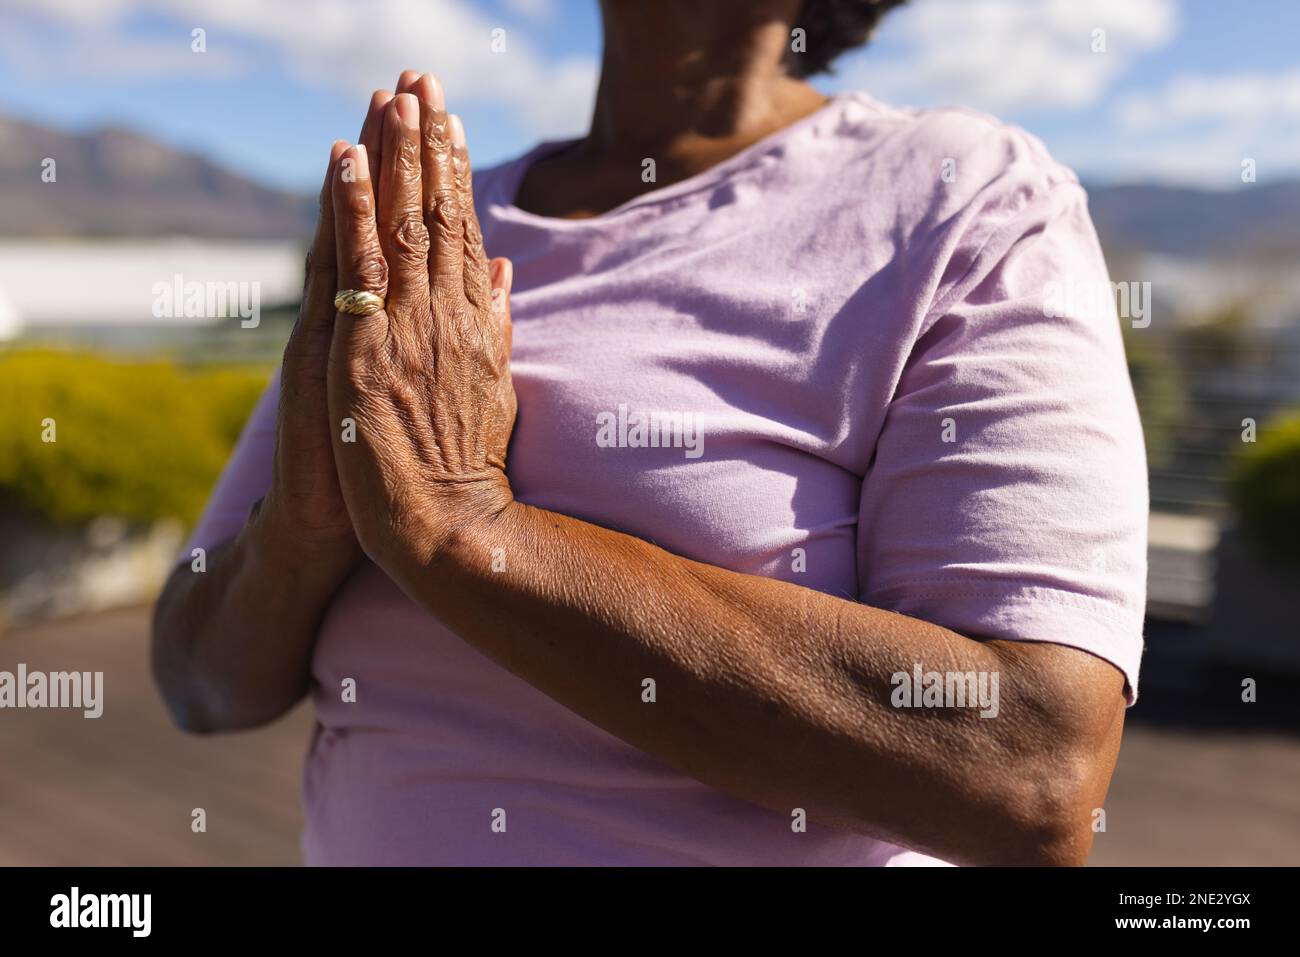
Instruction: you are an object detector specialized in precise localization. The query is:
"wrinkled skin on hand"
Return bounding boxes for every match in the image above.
[326,77,517,566]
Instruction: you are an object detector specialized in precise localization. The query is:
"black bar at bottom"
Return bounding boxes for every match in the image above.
[0,865,1279,942]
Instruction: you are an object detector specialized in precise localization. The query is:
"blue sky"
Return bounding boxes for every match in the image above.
[2,0,1299,192]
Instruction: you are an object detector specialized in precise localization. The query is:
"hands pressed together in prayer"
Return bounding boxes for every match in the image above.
[266,70,517,581]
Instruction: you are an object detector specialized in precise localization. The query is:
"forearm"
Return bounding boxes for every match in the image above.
[381,498,1119,865]
[151,500,357,733]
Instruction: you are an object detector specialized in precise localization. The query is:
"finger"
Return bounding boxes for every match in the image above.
[358,89,394,187]
[378,94,430,323]
[449,113,492,312]
[489,257,514,369]
[415,73,462,298]
[293,139,349,343]
[331,144,389,353]
[414,72,444,106]
[395,69,422,95]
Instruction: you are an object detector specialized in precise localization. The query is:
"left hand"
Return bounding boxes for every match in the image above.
[326,77,517,568]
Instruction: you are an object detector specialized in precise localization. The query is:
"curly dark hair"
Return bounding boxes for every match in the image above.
[784,0,910,77]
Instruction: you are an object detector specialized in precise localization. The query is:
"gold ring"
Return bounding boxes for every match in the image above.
[334,289,385,315]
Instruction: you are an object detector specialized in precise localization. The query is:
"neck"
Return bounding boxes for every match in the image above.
[588,0,823,158]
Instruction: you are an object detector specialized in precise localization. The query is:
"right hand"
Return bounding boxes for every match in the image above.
[262,72,431,551]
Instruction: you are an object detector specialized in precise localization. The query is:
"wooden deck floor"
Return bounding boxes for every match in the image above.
[2,605,1298,866]
[0,606,310,865]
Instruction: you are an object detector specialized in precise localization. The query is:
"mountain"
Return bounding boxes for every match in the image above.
[1085,180,1300,260]
[0,116,316,239]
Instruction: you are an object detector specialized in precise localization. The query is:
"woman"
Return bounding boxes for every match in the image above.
[153,0,1147,866]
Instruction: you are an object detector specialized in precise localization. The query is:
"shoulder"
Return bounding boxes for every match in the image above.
[829,93,1086,245]
[837,95,1102,301]
[837,92,1079,192]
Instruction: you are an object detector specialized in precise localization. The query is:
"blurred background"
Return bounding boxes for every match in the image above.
[0,0,1297,865]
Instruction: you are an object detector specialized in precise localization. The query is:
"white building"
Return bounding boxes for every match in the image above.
[0,239,305,338]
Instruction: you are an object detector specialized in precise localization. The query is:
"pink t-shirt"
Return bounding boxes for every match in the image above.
[188,92,1148,866]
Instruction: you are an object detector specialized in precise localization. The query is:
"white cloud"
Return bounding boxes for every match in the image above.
[835,0,1179,112]
[1070,68,1300,185]
[1054,117,1300,187]
[1056,128,1272,187]
[1117,68,1300,128]
[2,0,597,140]
[0,29,247,80]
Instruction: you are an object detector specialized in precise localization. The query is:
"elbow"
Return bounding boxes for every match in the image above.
[910,713,1113,865]
[150,604,219,735]
[150,589,197,733]
[150,554,309,735]
[841,738,1105,866]
[158,691,224,736]
[991,746,1107,866]
[1008,807,1094,867]
[150,593,267,736]
[968,639,1125,866]
[159,694,293,737]
[151,649,294,736]
[151,652,294,736]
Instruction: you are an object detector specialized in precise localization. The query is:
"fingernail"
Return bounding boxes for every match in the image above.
[418,73,444,111]
[449,114,466,148]
[395,93,419,129]
[352,144,369,180]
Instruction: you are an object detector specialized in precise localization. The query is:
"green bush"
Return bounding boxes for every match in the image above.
[1230,409,1300,564]
[0,348,268,527]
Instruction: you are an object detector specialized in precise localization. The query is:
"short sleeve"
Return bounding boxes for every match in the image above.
[857,182,1148,702]
[182,368,280,559]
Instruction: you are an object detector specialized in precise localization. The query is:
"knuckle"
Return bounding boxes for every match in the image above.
[391,209,429,259]
[422,111,451,151]
[351,248,389,291]
[428,189,462,230]
[346,189,374,219]
[304,248,332,278]
[452,148,470,183]
[398,135,421,168]
[463,285,489,312]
